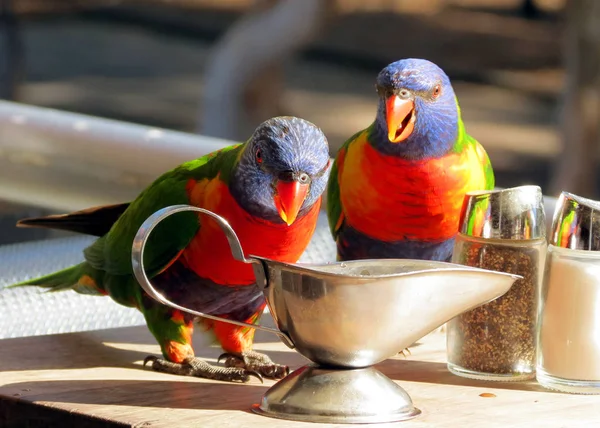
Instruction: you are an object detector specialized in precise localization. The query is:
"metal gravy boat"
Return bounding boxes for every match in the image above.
[131,205,521,424]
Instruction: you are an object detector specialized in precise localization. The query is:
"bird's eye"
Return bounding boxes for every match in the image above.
[255,148,263,164]
[298,172,310,184]
[399,89,410,99]
[432,84,442,99]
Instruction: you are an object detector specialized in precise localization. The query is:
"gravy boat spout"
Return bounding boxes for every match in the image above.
[132,205,521,368]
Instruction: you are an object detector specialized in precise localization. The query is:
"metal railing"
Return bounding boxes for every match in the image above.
[0,101,234,211]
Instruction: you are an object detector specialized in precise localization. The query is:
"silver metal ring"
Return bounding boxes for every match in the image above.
[550,192,600,251]
[458,185,546,240]
[131,204,295,348]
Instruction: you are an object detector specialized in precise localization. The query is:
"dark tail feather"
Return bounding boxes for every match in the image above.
[17,202,130,237]
[9,263,106,296]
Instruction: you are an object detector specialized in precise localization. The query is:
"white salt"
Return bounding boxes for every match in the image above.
[539,255,600,381]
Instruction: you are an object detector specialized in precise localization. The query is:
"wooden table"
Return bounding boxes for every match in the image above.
[1,317,599,428]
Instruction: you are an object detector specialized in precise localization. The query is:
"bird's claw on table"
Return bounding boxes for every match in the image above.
[218,350,290,379]
[143,355,263,383]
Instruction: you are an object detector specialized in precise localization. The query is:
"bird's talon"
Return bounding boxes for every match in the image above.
[247,370,264,383]
[217,352,235,364]
[143,355,157,367]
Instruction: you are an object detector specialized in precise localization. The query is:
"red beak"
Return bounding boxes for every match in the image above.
[274,180,309,226]
[386,94,415,143]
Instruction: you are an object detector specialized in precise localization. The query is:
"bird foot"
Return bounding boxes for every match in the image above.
[218,350,289,379]
[143,355,263,383]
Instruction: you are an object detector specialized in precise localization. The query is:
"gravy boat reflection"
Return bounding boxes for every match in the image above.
[131,205,521,424]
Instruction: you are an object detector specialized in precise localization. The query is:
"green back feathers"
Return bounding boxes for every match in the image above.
[453,101,494,190]
[451,99,469,154]
[86,143,243,279]
[326,128,368,238]
[180,143,242,185]
[12,143,245,297]
[480,145,495,190]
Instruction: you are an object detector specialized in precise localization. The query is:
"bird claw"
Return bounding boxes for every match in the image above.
[143,355,157,367]
[218,351,289,379]
[142,354,263,383]
[217,352,234,364]
[247,370,264,384]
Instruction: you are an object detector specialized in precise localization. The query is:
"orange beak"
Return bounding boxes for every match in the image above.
[274,180,309,226]
[386,94,415,143]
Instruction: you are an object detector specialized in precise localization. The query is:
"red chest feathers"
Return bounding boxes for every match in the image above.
[339,135,485,242]
[182,178,321,285]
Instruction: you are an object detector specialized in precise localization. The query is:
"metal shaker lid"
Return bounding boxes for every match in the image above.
[458,185,546,240]
[550,191,600,251]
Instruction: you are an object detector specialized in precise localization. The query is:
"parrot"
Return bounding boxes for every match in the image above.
[327,58,494,262]
[11,116,331,383]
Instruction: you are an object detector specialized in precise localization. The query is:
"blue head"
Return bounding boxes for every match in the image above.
[370,58,459,160]
[231,116,331,225]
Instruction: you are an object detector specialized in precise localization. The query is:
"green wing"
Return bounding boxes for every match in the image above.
[85,143,242,278]
[478,137,495,190]
[326,128,366,238]
[453,108,495,191]
[456,130,495,191]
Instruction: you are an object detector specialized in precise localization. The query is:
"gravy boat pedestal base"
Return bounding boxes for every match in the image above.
[252,364,420,424]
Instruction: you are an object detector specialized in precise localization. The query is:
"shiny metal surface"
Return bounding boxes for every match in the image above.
[549,191,600,251]
[260,257,520,367]
[133,204,521,368]
[252,365,421,424]
[0,101,232,211]
[458,185,546,240]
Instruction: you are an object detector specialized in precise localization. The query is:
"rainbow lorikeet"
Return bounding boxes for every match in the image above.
[12,116,331,383]
[327,58,494,262]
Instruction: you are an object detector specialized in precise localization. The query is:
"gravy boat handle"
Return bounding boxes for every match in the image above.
[131,204,295,349]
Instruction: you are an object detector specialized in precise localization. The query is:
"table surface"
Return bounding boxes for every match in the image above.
[1,316,599,428]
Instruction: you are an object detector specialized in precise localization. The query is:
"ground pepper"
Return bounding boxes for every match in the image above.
[446,185,547,382]
[447,238,544,379]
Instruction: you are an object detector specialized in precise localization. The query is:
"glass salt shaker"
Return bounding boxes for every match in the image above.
[537,192,600,394]
[446,185,547,381]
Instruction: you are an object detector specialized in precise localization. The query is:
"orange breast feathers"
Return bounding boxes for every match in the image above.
[182,177,321,286]
[339,133,487,242]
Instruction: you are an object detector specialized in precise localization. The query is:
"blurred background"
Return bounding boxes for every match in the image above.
[0,0,597,245]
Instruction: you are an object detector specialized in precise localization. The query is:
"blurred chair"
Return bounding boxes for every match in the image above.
[199,0,336,141]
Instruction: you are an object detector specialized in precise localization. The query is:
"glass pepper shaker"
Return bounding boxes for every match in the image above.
[446,185,547,381]
[537,192,600,394]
